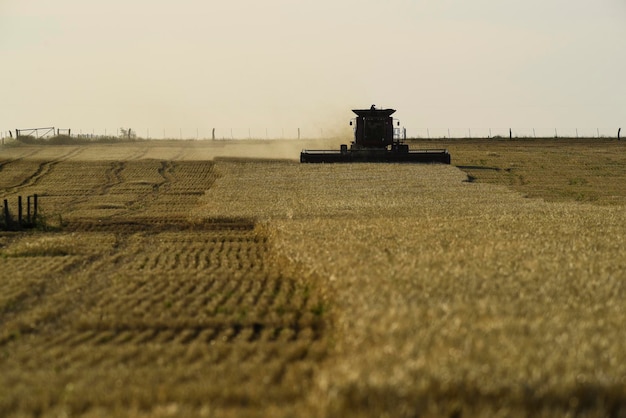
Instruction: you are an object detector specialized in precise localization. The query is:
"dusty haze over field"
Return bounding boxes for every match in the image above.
[1,0,625,139]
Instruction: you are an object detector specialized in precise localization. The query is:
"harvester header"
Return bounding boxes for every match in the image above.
[300,105,450,163]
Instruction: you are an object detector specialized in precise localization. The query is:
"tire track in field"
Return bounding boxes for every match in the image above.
[7,159,217,221]
[155,160,174,193]
[92,160,173,219]
[166,147,187,161]
[40,160,126,216]
[0,148,83,194]
[126,147,150,160]
[0,149,41,176]
[99,161,125,195]
[47,159,161,219]
[110,160,217,219]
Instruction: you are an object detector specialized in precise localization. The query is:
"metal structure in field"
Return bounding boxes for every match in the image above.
[300,105,451,163]
[15,127,56,139]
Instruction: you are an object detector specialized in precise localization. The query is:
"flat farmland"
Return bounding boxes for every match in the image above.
[1,139,625,417]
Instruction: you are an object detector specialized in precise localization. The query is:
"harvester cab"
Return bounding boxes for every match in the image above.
[300,105,451,163]
[351,105,397,148]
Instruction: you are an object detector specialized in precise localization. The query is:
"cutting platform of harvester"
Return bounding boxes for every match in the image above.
[300,105,451,164]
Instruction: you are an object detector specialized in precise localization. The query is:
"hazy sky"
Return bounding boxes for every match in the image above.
[1,0,625,138]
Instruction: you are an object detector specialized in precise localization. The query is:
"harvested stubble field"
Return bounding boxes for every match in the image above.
[1,138,625,417]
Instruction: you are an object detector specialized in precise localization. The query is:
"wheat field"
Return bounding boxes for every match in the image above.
[1,139,625,417]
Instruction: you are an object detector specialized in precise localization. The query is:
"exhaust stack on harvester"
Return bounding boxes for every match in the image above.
[300,105,451,164]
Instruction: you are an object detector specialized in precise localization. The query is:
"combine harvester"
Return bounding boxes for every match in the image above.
[300,105,451,164]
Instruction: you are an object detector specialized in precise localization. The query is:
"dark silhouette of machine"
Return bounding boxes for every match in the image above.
[300,105,450,163]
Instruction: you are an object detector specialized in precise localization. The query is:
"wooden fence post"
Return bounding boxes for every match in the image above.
[3,199,8,227]
[18,196,23,226]
[27,196,31,224]
[34,194,38,223]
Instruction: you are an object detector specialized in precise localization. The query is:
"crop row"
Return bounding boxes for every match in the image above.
[75,228,325,332]
[0,155,329,415]
[1,159,219,221]
[0,222,327,414]
[63,218,256,234]
[14,324,324,371]
[76,271,321,330]
[126,237,267,272]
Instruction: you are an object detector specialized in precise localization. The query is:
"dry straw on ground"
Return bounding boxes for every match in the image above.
[1,140,626,417]
[199,155,626,417]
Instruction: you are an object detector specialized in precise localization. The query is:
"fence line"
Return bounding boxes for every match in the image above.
[1,194,39,231]
[408,127,622,139]
[1,127,623,142]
